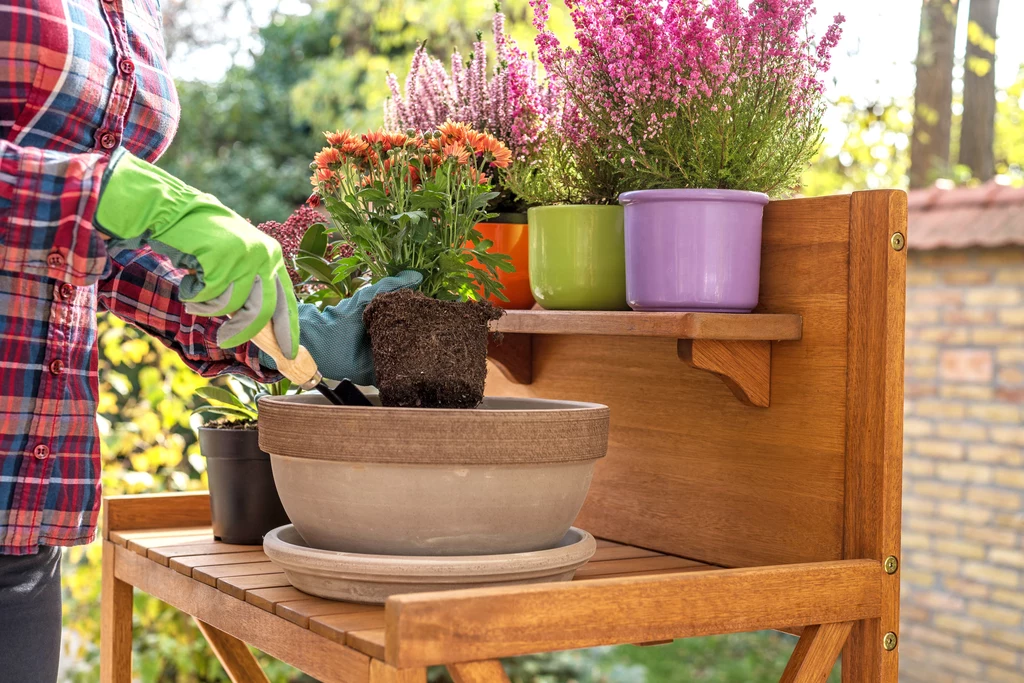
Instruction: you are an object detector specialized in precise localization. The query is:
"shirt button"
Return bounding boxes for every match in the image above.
[99,131,118,149]
[58,283,76,301]
[119,59,135,76]
[49,359,65,375]
[47,252,65,267]
[33,444,50,460]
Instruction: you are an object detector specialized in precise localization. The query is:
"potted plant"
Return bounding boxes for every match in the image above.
[308,124,512,408]
[194,206,364,545]
[533,0,844,312]
[384,6,553,308]
[505,104,629,310]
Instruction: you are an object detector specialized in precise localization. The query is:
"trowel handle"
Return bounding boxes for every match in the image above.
[252,322,322,390]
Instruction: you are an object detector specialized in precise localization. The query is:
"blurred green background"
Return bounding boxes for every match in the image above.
[60,0,1023,679]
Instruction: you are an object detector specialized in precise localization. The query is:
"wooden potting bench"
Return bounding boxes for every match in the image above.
[101,189,907,683]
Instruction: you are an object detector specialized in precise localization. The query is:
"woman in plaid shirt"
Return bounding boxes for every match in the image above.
[0,2,418,678]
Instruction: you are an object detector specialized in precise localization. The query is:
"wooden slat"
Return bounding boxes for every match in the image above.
[170,550,269,575]
[101,541,133,683]
[104,492,210,536]
[218,573,290,600]
[278,599,381,629]
[595,539,625,548]
[150,541,258,566]
[385,560,882,668]
[491,311,802,341]
[113,544,369,683]
[589,545,662,562]
[781,621,853,683]
[193,561,279,587]
[369,660,426,683]
[349,629,387,660]
[574,555,704,579]
[110,526,211,548]
[448,660,512,683]
[485,194,853,567]
[308,610,387,637]
[195,618,270,683]
[842,190,906,683]
[246,586,309,612]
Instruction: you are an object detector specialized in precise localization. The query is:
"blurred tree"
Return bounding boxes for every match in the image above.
[959,0,1000,181]
[910,0,959,187]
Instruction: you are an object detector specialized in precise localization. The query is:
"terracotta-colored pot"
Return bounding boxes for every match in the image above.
[258,393,609,556]
[470,213,535,309]
[264,524,595,604]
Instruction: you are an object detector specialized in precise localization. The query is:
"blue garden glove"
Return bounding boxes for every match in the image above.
[259,271,422,385]
[95,149,299,357]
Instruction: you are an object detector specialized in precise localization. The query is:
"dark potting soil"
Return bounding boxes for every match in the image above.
[203,419,257,430]
[363,289,503,409]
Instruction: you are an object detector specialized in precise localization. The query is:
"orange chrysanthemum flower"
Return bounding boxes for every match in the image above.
[441,142,470,165]
[314,146,342,168]
[468,131,512,168]
[436,121,472,145]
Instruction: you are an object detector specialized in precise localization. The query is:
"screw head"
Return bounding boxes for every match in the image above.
[883,632,898,651]
[884,556,899,574]
[891,232,906,251]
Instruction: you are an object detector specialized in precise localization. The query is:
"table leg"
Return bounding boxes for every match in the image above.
[370,660,427,682]
[101,540,133,683]
[195,618,270,682]
[448,660,511,683]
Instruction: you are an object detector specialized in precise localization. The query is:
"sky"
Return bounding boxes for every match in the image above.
[172,0,1024,104]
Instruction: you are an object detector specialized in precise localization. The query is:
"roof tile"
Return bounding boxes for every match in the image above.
[908,181,1024,250]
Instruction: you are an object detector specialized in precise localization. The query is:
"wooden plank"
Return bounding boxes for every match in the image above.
[193,561,279,587]
[385,560,882,668]
[574,555,703,579]
[278,599,381,629]
[842,190,906,683]
[491,311,802,341]
[194,618,270,683]
[595,539,625,548]
[110,526,212,548]
[349,629,387,660]
[170,550,269,575]
[113,544,369,683]
[246,586,309,612]
[149,541,257,566]
[589,545,662,562]
[369,660,426,683]
[217,573,290,600]
[780,621,854,683]
[104,492,210,536]
[101,541,133,683]
[448,661,512,683]
[307,610,387,637]
[485,194,852,567]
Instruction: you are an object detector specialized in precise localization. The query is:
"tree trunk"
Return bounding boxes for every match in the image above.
[910,0,960,188]
[959,0,1000,182]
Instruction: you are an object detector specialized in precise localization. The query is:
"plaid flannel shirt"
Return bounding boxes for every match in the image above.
[0,0,270,555]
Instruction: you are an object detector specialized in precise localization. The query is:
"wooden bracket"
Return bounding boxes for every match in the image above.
[487,333,532,384]
[779,621,853,683]
[677,339,772,408]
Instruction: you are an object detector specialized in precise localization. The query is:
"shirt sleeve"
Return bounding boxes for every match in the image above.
[97,245,281,381]
[0,140,111,285]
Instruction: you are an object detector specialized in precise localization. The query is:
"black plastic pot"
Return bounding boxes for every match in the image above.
[198,426,289,545]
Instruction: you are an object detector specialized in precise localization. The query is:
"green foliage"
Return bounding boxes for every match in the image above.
[505,132,625,206]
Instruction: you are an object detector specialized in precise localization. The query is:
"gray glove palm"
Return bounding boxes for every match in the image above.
[260,271,422,385]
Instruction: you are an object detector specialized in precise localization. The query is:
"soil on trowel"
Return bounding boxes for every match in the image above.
[363,289,503,409]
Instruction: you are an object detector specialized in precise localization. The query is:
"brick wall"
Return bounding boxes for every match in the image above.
[900,246,1024,683]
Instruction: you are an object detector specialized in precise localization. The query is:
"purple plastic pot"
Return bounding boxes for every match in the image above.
[619,189,769,312]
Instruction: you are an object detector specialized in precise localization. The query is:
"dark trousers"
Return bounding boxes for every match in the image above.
[0,546,62,683]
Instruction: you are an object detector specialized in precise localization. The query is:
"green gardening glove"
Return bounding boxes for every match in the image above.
[259,272,422,385]
[95,149,299,357]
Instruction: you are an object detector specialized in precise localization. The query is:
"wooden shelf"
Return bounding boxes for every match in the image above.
[487,310,803,408]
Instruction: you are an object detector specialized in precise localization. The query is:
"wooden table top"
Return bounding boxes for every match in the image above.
[108,525,716,660]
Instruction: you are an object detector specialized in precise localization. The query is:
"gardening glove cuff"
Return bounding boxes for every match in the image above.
[94,149,300,357]
[259,271,422,385]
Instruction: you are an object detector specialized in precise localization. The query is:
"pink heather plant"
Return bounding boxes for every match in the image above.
[532,0,845,196]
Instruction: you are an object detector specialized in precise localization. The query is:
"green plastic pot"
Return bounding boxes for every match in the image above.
[528,205,629,310]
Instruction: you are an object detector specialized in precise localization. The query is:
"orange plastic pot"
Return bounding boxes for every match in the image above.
[470,214,535,309]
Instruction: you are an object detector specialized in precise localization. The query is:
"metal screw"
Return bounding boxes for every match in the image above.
[884,556,899,574]
[883,632,898,651]
[890,232,906,251]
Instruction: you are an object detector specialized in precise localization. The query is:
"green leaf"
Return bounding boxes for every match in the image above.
[196,405,257,423]
[295,255,338,287]
[195,386,249,411]
[299,223,329,258]
[469,191,500,210]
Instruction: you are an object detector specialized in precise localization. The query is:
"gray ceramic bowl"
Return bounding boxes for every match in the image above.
[264,524,596,604]
[258,393,609,556]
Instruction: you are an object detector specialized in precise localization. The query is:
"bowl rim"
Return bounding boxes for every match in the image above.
[257,392,608,414]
